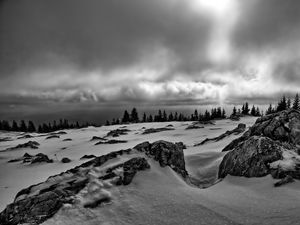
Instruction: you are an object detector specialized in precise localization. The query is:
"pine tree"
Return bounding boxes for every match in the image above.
[232,106,237,116]
[222,108,226,118]
[122,110,130,123]
[266,104,273,115]
[194,110,198,120]
[12,120,19,131]
[287,98,291,108]
[142,113,147,123]
[293,93,299,110]
[250,105,256,116]
[130,108,139,123]
[20,120,27,132]
[27,121,36,132]
[168,112,174,121]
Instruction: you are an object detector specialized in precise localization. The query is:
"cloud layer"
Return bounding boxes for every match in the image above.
[1,0,300,107]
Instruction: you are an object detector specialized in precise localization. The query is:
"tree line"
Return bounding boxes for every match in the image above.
[266,93,299,115]
[0,119,93,133]
[231,102,261,117]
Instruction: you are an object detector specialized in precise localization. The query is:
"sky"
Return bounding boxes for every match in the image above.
[1,0,300,123]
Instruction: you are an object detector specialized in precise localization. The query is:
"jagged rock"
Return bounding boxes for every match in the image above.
[223,110,300,152]
[31,153,53,164]
[142,127,174,134]
[219,110,300,180]
[61,157,71,163]
[80,154,96,160]
[105,129,130,137]
[62,138,72,141]
[229,114,240,121]
[196,123,246,146]
[0,137,12,142]
[0,141,187,225]
[274,175,295,187]
[90,136,106,141]
[6,141,40,150]
[134,140,188,177]
[122,157,150,185]
[185,124,204,130]
[166,124,174,127]
[51,131,67,135]
[17,134,34,139]
[46,135,60,139]
[219,136,283,178]
[95,139,127,145]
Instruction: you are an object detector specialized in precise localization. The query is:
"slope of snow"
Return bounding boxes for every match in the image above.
[1,116,300,225]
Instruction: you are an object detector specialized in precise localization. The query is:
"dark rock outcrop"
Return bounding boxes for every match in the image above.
[142,127,174,134]
[46,135,60,139]
[17,134,34,139]
[219,110,300,179]
[0,140,187,225]
[6,141,40,151]
[105,129,130,137]
[196,123,246,146]
[90,136,106,141]
[185,124,204,130]
[219,136,283,178]
[95,139,127,145]
[61,157,71,163]
[30,153,53,164]
[62,138,72,141]
[134,140,188,177]
[80,154,96,160]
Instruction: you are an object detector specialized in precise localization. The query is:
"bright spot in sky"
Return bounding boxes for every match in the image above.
[191,0,236,17]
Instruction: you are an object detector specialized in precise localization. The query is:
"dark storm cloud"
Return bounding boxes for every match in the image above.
[233,0,300,50]
[0,0,211,77]
[1,0,300,106]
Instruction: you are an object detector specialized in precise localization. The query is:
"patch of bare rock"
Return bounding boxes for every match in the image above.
[219,109,300,184]
[195,123,246,146]
[142,127,174,134]
[105,129,130,137]
[0,140,187,225]
[6,141,40,151]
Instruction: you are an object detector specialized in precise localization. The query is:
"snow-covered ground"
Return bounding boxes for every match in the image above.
[1,116,300,225]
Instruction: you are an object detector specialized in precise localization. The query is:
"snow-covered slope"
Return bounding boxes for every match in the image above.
[1,116,300,225]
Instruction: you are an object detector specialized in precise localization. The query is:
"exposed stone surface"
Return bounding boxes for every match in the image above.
[219,136,283,178]
[95,139,127,145]
[105,129,130,137]
[142,127,174,134]
[134,140,188,177]
[219,110,300,179]
[46,135,60,139]
[0,140,187,225]
[90,136,106,141]
[80,154,96,160]
[30,153,53,164]
[185,124,204,130]
[62,138,72,141]
[17,134,34,139]
[6,141,40,151]
[61,157,71,163]
[196,123,246,146]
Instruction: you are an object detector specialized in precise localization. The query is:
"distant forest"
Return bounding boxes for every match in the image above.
[0,94,299,133]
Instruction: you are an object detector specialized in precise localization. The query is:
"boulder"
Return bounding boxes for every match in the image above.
[61,157,71,163]
[134,140,188,177]
[219,110,300,180]
[105,129,130,137]
[142,127,174,134]
[80,154,96,160]
[7,141,40,150]
[219,136,283,178]
[122,157,150,185]
[95,139,127,145]
[31,153,53,164]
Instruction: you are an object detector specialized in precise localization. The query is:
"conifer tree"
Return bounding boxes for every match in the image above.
[293,93,299,110]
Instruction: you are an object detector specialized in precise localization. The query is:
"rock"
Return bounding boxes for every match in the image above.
[219,136,283,178]
[219,110,300,180]
[6,141,40,150]
[0,141,187,225]
[90,136,106,141]
[51,131,67,135]
[185,124,204,130]
[122,157,150,185]
[17,134,34,139]
[62,138,72,141]
[166,124,174,127]
[31,153,53,164]
[106,129,130,137]
[61,157,71,163]
[80,155,96,160]
[95,139,127,145]
[274,175,295,187]
[46,135,60,139]
[134,140,188,177]
[195,123,246,146]
[0,137,12,142]
[229,114,240,121]
[142,127,174,134]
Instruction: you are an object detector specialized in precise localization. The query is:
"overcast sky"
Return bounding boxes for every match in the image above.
[1,0,300,119]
